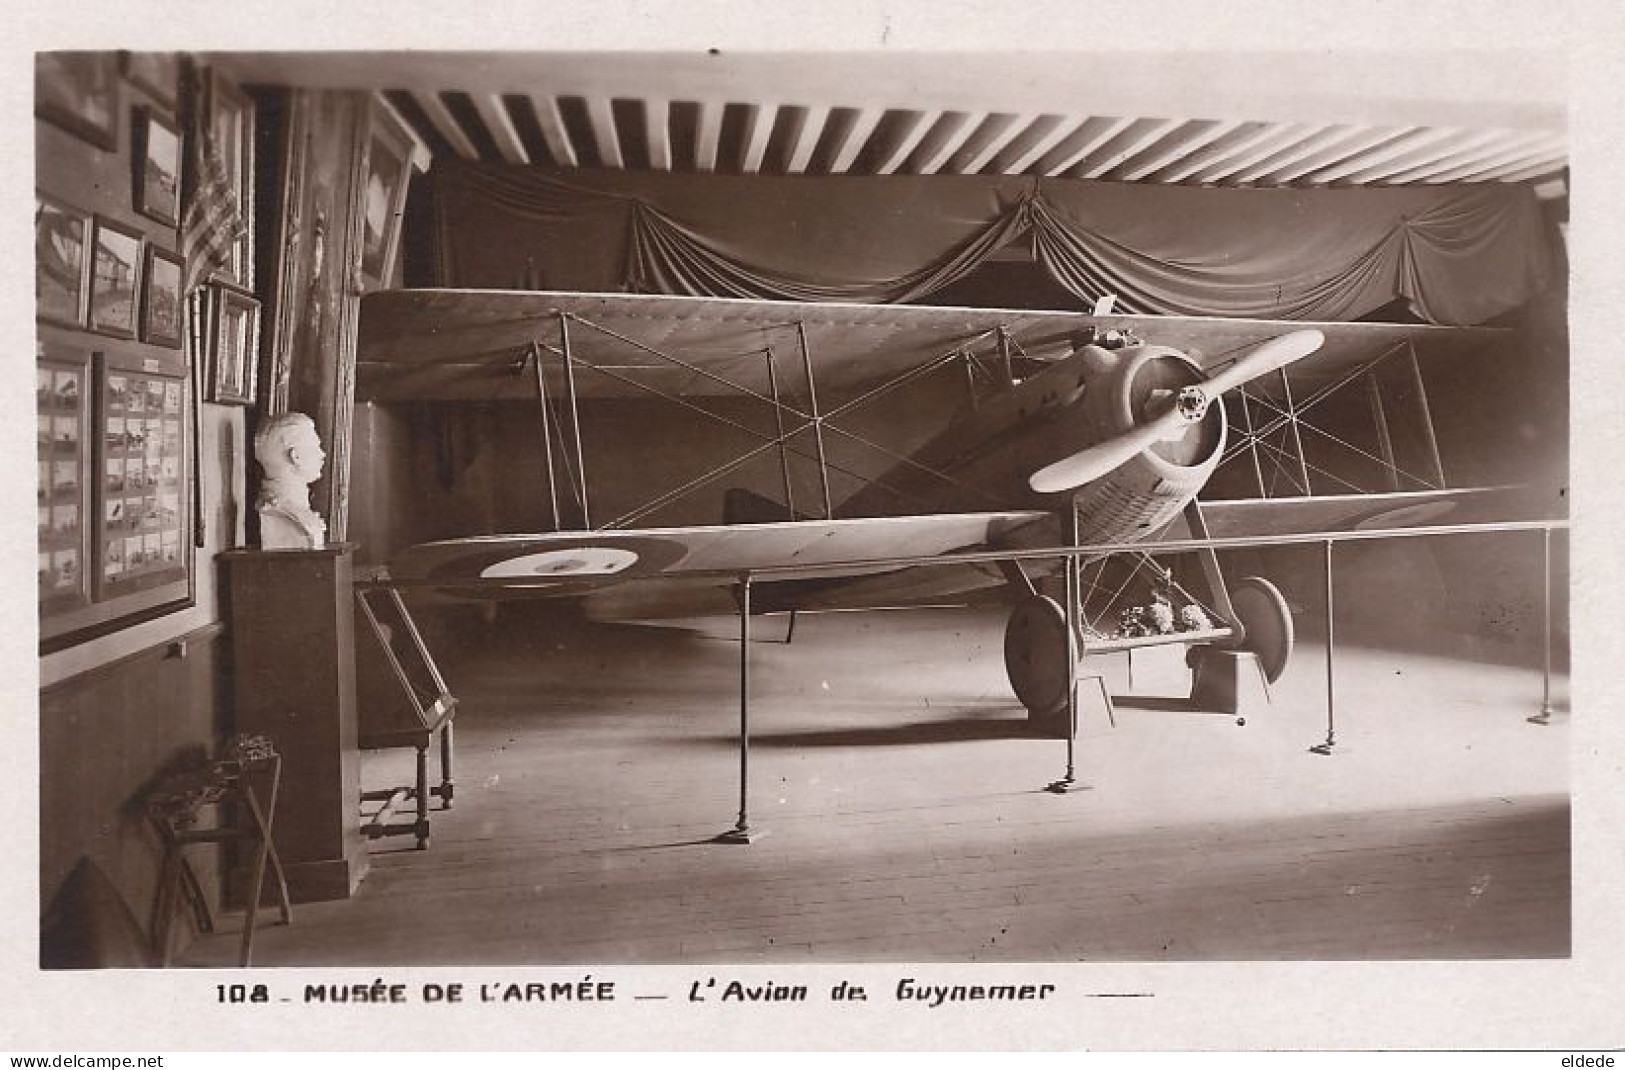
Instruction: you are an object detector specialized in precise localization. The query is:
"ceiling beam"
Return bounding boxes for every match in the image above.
[1113,119,1244,181]
[1079,117,1181,179]
[584,96,624,169]
[1225,125,1355,184]
[909,111,982,175]
[783,105,829,174]
[643,99,671,171]
[1380,129,1532,183]
[1039,116,1134,177]
[1424,135,1567,183]
[875,109,943,175]
[694,101,722,172]
[469,93,530,164]
[1494,156,1569,185]
[521,96,578,168]
[408,90,480,159]
[995,115,1075,175]
[828,107,886,173]
[1153,121,1276,182]
[954,113,1032,175]
[1184,123,1312,182]
[1253,126,1408,185]
[1305,126,1464,184]
[1333,128,1497,185]
[739,103,778,174]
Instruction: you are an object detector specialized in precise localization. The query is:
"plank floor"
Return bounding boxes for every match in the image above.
[182,605,1569,966]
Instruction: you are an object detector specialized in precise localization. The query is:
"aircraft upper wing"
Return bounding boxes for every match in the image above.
[386,510,1054,594]
[356,289,1507,404]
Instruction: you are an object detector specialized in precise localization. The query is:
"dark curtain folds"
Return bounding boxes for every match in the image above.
[431,160,1555,326]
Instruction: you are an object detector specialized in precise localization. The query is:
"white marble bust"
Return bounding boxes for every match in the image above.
[253,412,327,550]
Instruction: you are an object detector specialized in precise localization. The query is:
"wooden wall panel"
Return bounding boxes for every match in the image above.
[39,626,228,953]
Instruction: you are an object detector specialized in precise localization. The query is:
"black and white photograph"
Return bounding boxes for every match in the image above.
[35,194,90,328]
[87,216,143,338]
[133,105,182,227]
[19,3,1625,1058]
[141,245,183,347]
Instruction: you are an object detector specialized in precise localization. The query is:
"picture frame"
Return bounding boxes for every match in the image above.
[141,246,184,348]
[359,100,415,291]
[208,71,256,287]
[35,52,119,151]
[133,106,182,227]
[36,194,91,328]
[88,217,143,340]
[209,284,261,405]
[119,50,177,109]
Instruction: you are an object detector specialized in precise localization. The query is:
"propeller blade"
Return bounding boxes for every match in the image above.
[1201,328,1325,397]
[1028,404,1190,493]
[1026,329,1326,495]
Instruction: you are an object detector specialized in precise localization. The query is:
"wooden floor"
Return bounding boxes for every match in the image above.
[182,605,1569,966]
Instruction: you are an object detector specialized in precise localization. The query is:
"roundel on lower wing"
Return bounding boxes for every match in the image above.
[480,546,640,579]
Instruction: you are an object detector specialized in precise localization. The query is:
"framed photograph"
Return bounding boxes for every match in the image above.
[35,52,119,151]
[359,101,415,290]
[208,71,256,286]
[88,217,143,340]
[119,50,177,109]
[133,107,182,227]
[142,246,184,348]
[209,284,261,405]
[36,195,91,328]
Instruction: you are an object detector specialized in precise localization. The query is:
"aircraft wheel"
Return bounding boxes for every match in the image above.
[1230,576,1294,684]
[1004,595,1072,716]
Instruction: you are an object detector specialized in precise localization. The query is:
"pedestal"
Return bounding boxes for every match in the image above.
[223,545,367,902]
[1189,647,1271,719]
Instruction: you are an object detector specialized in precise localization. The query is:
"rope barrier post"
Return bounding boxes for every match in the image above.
[1529,525,1556,725]
[1049,505,1090,793]
[717,574,762,843]
[1310,539,1337,755]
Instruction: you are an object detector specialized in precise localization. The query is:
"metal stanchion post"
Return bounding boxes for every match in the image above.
[1310,539,1337,755]
[718,574,762,842]
[1049,508,1090,793]
[1529,525,1555,725]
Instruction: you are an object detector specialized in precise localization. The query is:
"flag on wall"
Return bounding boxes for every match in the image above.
[179,60,246,295]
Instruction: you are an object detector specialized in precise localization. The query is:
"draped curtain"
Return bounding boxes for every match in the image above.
[431,161,1555,326]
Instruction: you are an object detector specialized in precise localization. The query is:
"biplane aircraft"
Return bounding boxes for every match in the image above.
[357,289,1548,731]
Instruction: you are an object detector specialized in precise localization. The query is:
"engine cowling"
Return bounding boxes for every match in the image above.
[1064,344,1226,544]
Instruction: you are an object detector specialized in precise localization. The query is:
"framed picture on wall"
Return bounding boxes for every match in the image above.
[208,70,256,287]
[36,194,91,328]
[133,107,182,227]
[88,217,143,340]
[119,50,177,109]
[142,247,184,348]
[209,284,261,405]
[359,101,414,291]
[35,52,119,151]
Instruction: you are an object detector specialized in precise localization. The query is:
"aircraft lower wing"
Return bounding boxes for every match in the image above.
[386,511,1055,611]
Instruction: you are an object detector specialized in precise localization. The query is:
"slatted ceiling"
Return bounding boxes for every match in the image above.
[1258,126,1414,186]
[212,51,1565,191]
[1112,119,1242,182]
[904,111,979,174]
[1305,126,1459,185]
[781,104,829,173]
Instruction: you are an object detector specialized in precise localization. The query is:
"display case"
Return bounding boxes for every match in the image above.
[39,338,193,651]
